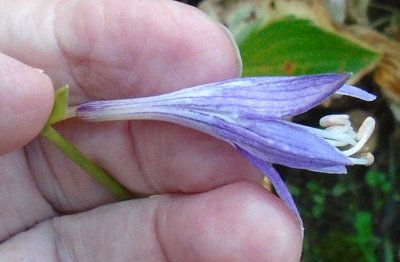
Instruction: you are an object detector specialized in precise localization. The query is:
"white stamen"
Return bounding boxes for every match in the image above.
[319,114,350,127]
[304,114,375,166]
[324,139,352,147]
[356,117,375,141]
[348,153,374,166]
[325,124,351,133]
[304,123,357,145]
[342,117,375,156]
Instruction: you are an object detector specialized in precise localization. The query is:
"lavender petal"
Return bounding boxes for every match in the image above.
[238,147,302,226]
[78,73,353,121]
[336,85,377,101]
[226,119,352,172]
[162,73,352,118]
[77,101,352,173]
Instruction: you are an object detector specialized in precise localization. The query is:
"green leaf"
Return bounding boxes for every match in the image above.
[239,17,381,76]
[47,85,70,125]
[365,170,393,193]
[331,182,349,197]
[354,211,373,244]
[354,211,378,262]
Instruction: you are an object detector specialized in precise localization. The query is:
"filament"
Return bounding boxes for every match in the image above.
[304,114,375,166]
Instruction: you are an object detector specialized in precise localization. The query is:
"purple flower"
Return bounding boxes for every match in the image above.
[76,73,376,224]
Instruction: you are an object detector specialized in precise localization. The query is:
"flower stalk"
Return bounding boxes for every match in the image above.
[42,86,132,200]
[41,125,132,200]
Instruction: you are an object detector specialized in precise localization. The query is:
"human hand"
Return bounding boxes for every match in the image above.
[0,0,303,261]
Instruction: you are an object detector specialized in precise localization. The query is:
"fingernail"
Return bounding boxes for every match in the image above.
[219,24,243,77]
[34,68,45,74]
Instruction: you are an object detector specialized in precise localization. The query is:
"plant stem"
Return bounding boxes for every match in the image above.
[41,125,132,200]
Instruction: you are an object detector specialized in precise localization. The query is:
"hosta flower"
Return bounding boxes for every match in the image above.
[76,73,376,224]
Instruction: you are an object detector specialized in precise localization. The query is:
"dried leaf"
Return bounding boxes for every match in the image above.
[340,25,400,121]
[200,0,380,82]
[323,0,347,25]
[199,0,335,43]
[323,0,370,26]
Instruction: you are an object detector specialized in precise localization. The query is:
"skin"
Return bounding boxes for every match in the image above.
[0,0,303,261]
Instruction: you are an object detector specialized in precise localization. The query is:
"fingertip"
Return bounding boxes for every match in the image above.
[159,0,243,85]
[124,0,243,95]
[219,23,243,77]
[160,182,303,261]
[53,0,242,100]
[0,53,54,154]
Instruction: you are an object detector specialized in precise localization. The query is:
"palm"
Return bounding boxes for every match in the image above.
[0,0,302,261]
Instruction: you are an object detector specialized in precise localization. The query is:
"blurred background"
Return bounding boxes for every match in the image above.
[177,1,400,261]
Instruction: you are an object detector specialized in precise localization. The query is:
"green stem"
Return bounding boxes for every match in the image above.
[41,125,132,200]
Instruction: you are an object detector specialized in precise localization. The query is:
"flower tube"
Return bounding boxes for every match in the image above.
[76,73,376,224]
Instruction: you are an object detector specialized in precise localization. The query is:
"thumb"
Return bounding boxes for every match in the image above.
[0,53,54,154]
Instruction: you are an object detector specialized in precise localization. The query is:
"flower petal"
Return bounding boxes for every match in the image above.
[168,73,353,118]
[78,73,353,121]
[231,119,352,173]
[336,84,376,101]
[238,147,302,226]
[77,100,352,173]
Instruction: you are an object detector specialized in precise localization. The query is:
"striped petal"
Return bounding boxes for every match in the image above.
[77,103,353,173]
[78,73,361,122]
[238,147,302,226]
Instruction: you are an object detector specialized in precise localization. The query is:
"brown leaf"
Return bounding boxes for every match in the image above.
[199,0,336,43]
[341,25,400,120]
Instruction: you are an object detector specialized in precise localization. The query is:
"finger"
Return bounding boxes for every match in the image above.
[0,54,55,242]
[0,183,303,261]
[8,0,263,212]
[0,0,242,102]
[0,151,56,242]
[0,53,53,154]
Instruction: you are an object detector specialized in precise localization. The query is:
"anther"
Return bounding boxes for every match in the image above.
[306,114,376,166]
[320,114,350,127]
[356,117,375,141]
[348,152,374,166]
[343,117,375,156]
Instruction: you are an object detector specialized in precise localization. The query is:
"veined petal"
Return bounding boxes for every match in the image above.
[336,84,377,101]
[179,73,353,119]
[309,165,348,174]
[78,73,354,120]
[238,147,302,226]
[227,119,352,173]
[77,102,352,173]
